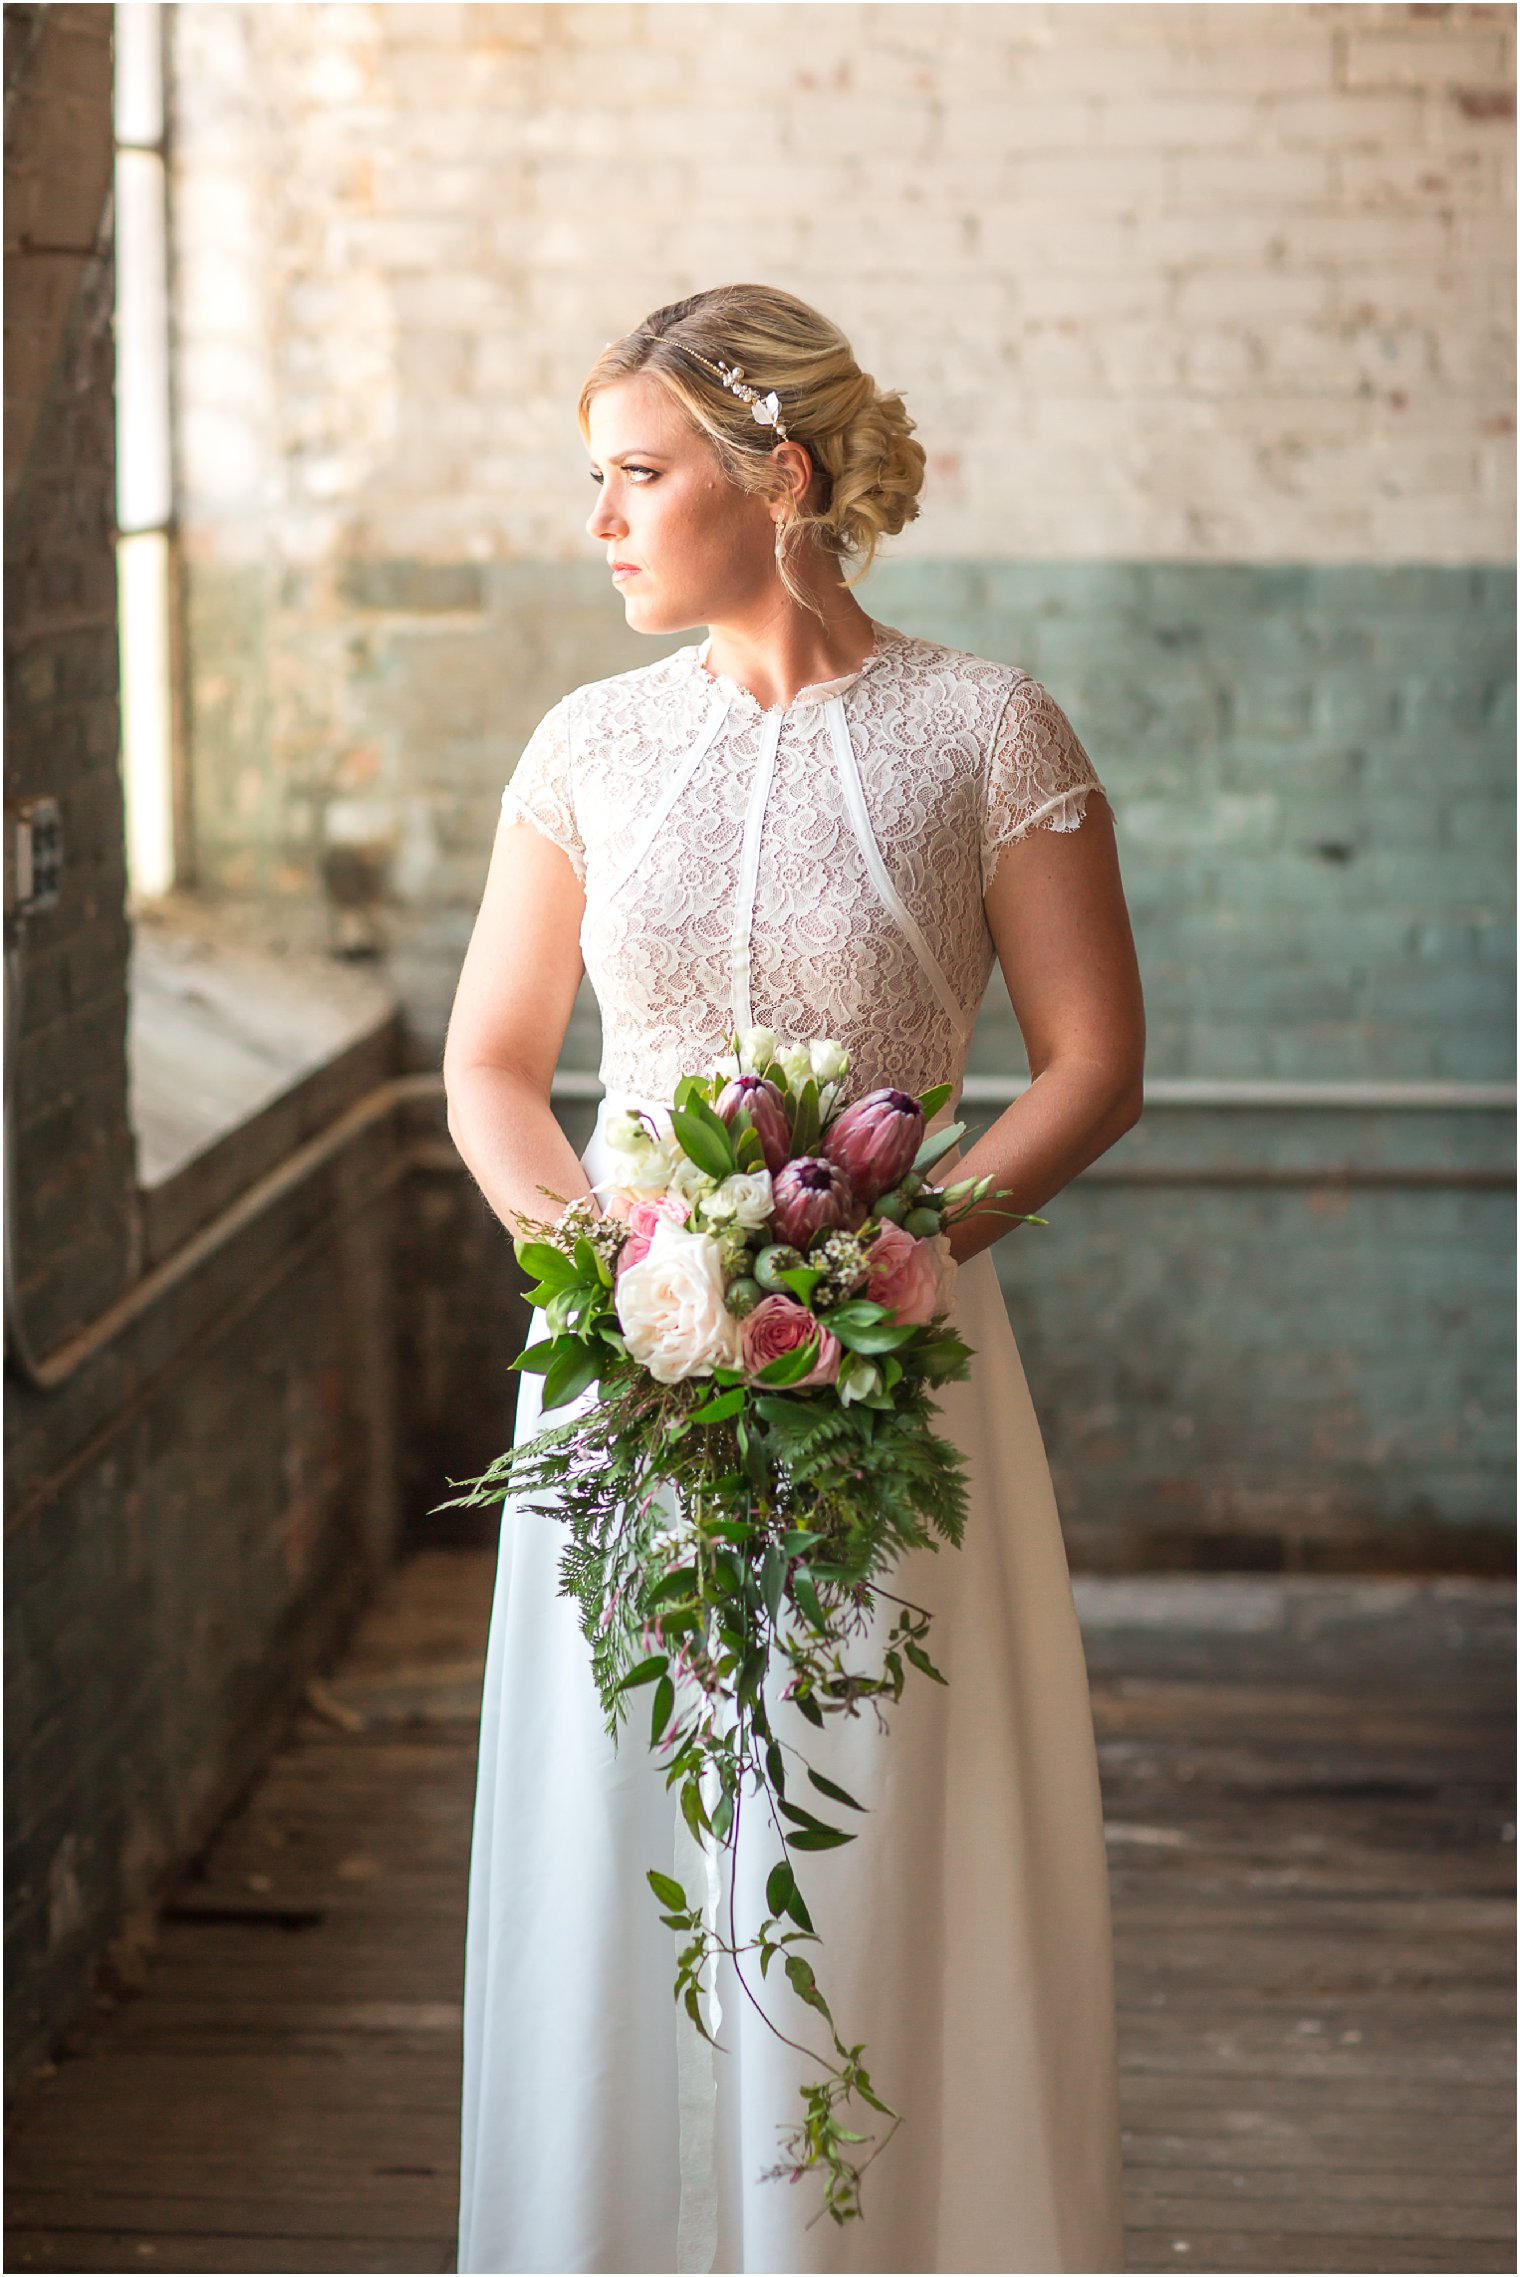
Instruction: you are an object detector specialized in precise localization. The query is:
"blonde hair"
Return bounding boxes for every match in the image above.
[578,284,926,613]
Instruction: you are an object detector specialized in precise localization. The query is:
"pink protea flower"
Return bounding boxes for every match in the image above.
[822,1088,925,1205]
[771,1157,862,1249]
[740,1294,841,1388]
[715,1074,792,1175]
[862,1220,945,1326]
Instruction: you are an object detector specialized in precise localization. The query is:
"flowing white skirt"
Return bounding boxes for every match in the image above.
[457,1093,1124,2275]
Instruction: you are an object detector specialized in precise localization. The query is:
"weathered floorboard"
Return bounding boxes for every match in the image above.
[4,1559,1513,2274]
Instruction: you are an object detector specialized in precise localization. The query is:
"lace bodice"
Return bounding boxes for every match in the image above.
[499,619,1111,1114]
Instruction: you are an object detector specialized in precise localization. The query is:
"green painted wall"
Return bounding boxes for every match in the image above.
[182,555,1515,1567]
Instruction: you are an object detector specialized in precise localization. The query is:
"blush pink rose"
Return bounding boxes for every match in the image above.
[862,1221,944,1325]
[615,1193,692,1279]
[740,1294,841,1389]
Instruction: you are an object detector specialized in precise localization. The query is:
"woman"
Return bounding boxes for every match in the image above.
[445,283,1145,2275]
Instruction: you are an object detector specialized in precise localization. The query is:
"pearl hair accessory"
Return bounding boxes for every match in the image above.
[676,344,789,441]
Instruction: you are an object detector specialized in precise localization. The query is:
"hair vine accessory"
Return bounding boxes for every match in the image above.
[676,344,789,442]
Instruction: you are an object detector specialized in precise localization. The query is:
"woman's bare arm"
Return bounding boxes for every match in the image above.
[945,791,1146,1266]
[442,818,600,1240]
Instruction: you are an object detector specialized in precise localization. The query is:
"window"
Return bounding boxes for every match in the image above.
[115,1,179,902]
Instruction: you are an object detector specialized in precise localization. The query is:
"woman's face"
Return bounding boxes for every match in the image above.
[584,373,779,635]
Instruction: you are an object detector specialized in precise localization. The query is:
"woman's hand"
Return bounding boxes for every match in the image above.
[953,793,1146,1260]
[443,816,594,1241]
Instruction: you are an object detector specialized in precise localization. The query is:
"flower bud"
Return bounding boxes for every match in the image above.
[739,1026,778,1074]
[808,1038,849,1086]
[822,1088,925,1206]
[714,1074,791,1175]
[771,1158,862,1249]
[753,1242,805,1292]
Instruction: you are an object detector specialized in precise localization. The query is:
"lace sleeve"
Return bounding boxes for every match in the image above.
[499,695,585,883]
[982,674,1110,893]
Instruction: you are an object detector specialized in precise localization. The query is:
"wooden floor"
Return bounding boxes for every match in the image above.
[5,1556,1514,2276]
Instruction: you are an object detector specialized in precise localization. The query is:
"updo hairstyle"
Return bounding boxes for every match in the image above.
[578,284,926,612]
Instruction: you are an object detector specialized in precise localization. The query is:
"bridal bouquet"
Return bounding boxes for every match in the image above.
[436,1030,1042,2226]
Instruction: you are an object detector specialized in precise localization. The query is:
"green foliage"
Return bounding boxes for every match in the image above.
[427,1048,1046,2230]
[432,1330,971,2225]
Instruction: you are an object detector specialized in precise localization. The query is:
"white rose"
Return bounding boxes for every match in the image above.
[809,1038,849,1086]
[704,1167,773,1230]
[739,1026,778,1075]
[598,1131,683,1203]
[669,1152,718,1210]
[615,1217,744,1384]
[778,1042,814,1089]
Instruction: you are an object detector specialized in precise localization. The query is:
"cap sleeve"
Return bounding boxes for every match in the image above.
[500,695,585,884]
[982,674,1111,893]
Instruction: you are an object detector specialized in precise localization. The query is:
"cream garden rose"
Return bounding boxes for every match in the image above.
[702,1166,773,1231]
[614,1215,744,1384]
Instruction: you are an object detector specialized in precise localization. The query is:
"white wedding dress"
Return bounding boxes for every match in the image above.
[456,621,1125,2274]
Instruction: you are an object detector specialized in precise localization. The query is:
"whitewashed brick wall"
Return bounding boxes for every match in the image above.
[171,1,1515,563]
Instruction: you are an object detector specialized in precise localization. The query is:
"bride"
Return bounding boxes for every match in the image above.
[444,283,1146,2275]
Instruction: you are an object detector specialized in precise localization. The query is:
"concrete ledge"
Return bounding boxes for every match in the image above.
[127,897,403,1267]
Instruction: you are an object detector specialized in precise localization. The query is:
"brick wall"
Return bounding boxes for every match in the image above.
[162,3,1514,1571]
[3,12,405,2099]
[5,3,137,1354]
[171,2,1514,564]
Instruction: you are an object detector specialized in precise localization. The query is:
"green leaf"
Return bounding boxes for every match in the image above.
[614,1653,668,1692]
[903,1638,948,1685]
[807,1767,866,1812]
[791,1564,827,1632]
[688,1384,746,1424]
[780,1528,824,1556]
[766,1859,795,1920]
[829,1316,920,1356]
[755,1334,821,1386]
[786,1825,854,1850]
[650,1674,676,1746]
[648,1565,698,1604]
[670,1103,735,1180]
[647,1869,688,1912]
[818,1299,890,1331]
[761,1546,786,1626]
[509,1341,558,1375]
[917,1081,953,1121]
[681,1779,710,1845]
[540,1343,602,1410]
[777,1799,852,1841]
[684,1983,721,2048]
[789,1076,821,1157]
[784,1954,833,2020]
[737,1644,769,1711]
[781,1876,814,1932]
[774,1265,826,1307]
[793,1690,825,1730]
[911,1122,966,1175]
[515,1239,576,1286]
[764,1737,787,1800]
